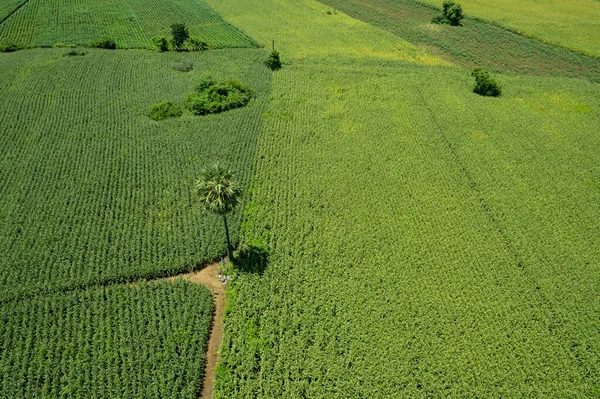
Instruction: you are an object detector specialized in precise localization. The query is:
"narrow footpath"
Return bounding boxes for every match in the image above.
[169,263,226,399]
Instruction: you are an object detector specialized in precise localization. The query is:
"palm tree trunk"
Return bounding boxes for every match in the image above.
[223,214,233,260]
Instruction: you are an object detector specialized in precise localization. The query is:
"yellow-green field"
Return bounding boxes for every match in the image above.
[418,0,600,57]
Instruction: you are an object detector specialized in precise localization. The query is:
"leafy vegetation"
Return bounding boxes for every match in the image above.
[149,102,183,120]
[0,0,258,49]
[265,50,282,71]
[417,0,600,57]
[431,0,464,26]
[0,48,271,302]
[320,0,600,81]
[171,23,190,51]
[471,67,501,96]
[152,35,169,52]
[0,280,214,398]
[0,39,20,52]
[90,38,117,49]
[173,57,194,72]
[185,78,253,115]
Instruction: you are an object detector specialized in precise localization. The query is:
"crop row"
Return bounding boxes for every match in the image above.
[0,0,257,48]
[0,279,213,398]
[0,48,271,301]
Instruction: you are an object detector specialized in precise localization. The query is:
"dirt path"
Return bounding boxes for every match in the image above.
[168,263,226,399]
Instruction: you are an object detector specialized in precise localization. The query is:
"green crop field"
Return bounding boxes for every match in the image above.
[202,0,600,397]
[0,0,26,23]
[321,0,600,82]
[0,48,270,302]
[2,0,600,396]
[0,280,214,398]
[0,0,257,49]
[416,0,600,58]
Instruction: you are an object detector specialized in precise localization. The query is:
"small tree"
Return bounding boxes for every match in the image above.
[171,23,189,51]
[196,164,241,260]
[265,50,282,71]
[443,0,464,26]
[432,0,464,26]
[471,68,501,97]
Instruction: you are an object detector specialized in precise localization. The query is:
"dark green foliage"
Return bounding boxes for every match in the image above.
[173,57,194,72]
[0,40,21,52]
[171,23,189,50]
[232,243,268,274]
[471,67,501,96]
[152,35,169,52]
[64,49,87,56]
[321,0,600,81]
[265,50,282,71]
[0,280,214,399]
[443,0,464,26]
[185,78,253,115]
[187,37,209,51]
[90,38,117,49]
[432,0,464,26]
[149,101,183,120]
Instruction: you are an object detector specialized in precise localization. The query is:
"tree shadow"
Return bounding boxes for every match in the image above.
[232,244,269,275]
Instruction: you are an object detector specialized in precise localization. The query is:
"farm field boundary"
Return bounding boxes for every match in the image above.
[320,0,600,81]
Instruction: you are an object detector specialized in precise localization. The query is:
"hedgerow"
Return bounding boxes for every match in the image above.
[149,101,183,120]
[0,280,214,398]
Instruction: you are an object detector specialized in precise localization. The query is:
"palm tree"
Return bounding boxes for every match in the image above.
[196,163,240,260]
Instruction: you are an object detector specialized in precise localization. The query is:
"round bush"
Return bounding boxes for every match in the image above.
[185,79,252,116]
[149,102,183,120]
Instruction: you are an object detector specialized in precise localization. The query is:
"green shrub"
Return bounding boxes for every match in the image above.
[170,23,189,51]
[90,38,117,49]
[149,102,183,120]
[0,41,21,52]
[265,50,282,71]
[185,78,253,115]
[432,0,464,26]
[64,49,87,56]
[173,58,193,72]
[471,68,501,97]
[152,36,169,52]
[186,37,208,51]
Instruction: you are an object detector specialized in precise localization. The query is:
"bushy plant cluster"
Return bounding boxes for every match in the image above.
[185,78,253,115]
[90,38,117,49]
[149,101,183,120]
[265,50,282,71]
[471,67,501,96]
[0,40,21,52]
[0,281,214,399]
[431,0,464,26]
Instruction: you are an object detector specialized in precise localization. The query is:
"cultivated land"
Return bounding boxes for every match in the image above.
[0,0,257,49]
[0,48,270,302]
[205,0,600,396]
[417,0,600,58]
[1,0,600,397]
[0,280,213,398]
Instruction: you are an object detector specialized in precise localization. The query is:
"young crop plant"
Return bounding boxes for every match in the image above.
[171,23,190,51]
[149,102,183,120]
[173,57,194,72]
[265,50,282,71]
[432,0,464,26]
[471,67,501,96]
[185,78,253,115]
